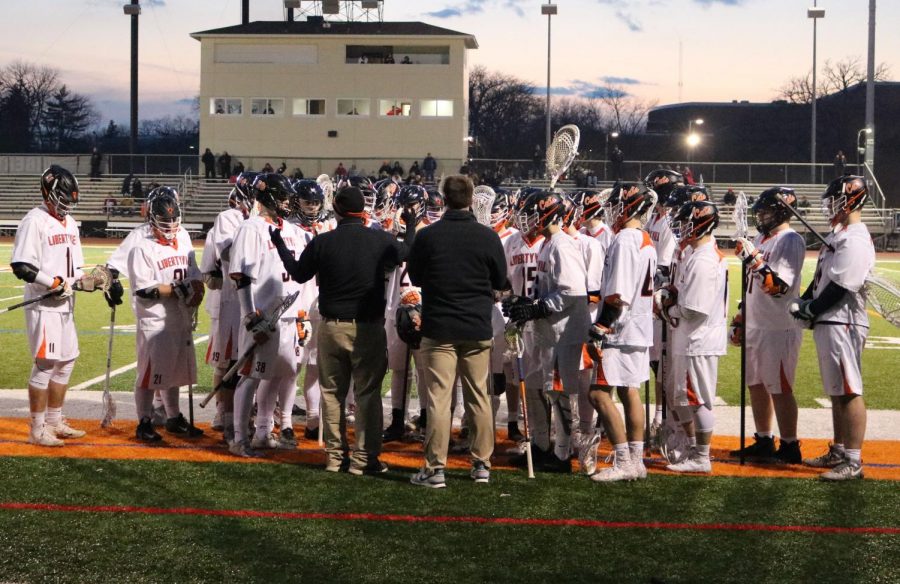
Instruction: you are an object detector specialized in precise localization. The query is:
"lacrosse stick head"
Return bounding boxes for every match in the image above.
[504,323,525,359]
[78,265,113,293]
[732,190,748,239]
[472,185,496,227]
[546,124,580,189]
[100,392,116,428]
[864,273,900,328]
[316,174,335,212]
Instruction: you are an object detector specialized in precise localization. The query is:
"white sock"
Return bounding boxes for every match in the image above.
[614,442,631,462]
[152,390,163,409]
[628,441,644,461]
[833,443,846,454]
[234,377,259,444]
[844,448,861,464]
[654,405,663,424]
[255,379,278,436]
[689,435,698,447]
[31,411,46,433]
[780,436,797,443]
[134,388,155,420]
[696,444,710,458]
[277,377,296,429]
[162,387,180,419]
[757,431,774,438]
[46,406,62,427]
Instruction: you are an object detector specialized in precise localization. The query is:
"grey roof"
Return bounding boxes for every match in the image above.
[191,20,478,48]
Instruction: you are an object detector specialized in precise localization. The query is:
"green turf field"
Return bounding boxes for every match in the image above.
[0,243,898,409]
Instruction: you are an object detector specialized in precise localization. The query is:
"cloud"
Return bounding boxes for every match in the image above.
[425,0,526,20]
[534,81,629,100]
[593,0,644,32]
[601,76,643,85]
[693,0,743,5]
[425,8,464,18]
[614,9,643,32]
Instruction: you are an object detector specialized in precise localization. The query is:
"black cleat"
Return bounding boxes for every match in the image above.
[292,404,306,417]
[304,425,319,440]
[165,413,204,437]
[136,417,162,442]
[730,433,776,460]
[540,453,573,474]
[774,440,802,464]
[383,421,406,443]
[507,422,524,443]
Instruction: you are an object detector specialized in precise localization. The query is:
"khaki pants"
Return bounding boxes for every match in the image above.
[420,337,494,471]
[317,320,388,468]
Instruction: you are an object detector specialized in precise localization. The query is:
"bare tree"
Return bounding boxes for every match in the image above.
[43,85,99,151]
[777,55,892,103]
[468,66,542,158]
[598,84,657,135]
[0,60,61,149]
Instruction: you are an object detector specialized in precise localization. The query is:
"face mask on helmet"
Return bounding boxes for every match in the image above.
[41,165,79,219]
[752,187,795,236]
[425,191,446,223]
[230,172,259,215]
[516,192,563,237]
[643,169,683,200]
[147,190,182,242]
[605,183,655,232]
[291,180,324,226]
[669,201,719,243]
[822,175,867,227]
[254,173,294,219]
[490,191,511,229]
[397,186,427,228]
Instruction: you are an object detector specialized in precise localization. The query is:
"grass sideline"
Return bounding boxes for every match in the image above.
[0,457,898,583]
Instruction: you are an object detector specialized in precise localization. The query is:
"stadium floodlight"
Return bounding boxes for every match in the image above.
[361,0,380,8]
[323,0,340,14]
[123,3,140,15]
[807,7,825,18]
[284,0,301,8]
[686,133,701,148]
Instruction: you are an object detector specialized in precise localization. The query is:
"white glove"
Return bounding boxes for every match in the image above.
[51,277,74,299]
[735,237,764,271]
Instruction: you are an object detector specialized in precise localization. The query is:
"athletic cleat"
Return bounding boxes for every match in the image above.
[382,420,406,443]
[51,419,86,439]
[666,453,712,474]
[632,456,648,480]
[29,425,64,447]
[505,440,528,456]
[278,427,297,449]
[251,432,279,449]
[648,419,662,448]
[304,425,319,441]
[150,405,166,427]
[590,454,637,483]
[576,432,601,475]
[229,439,262,458]
[820,460,864,482]
[223,426,235,446]
[211,411,224,432]
[803,444,845,468]
[165,414,203,437]
[540,452,572,474]
[507,422,524,443]
[729,433,776,460]
[470,460,490,483]
[135,418,162,443]
[348,460,389,476]
[774,440,802,465]
[292,404,305,417]
[410,468,446,489]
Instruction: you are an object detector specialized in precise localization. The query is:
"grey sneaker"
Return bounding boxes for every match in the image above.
[150,405,166,427]
[229,439,262,458]
[278,427,297,449]
[349,460,389,476]
[410,468,447,489]
[820,460,864,482]
[577,432,601,476]
[470,461,490,483]
[803,444,845,468]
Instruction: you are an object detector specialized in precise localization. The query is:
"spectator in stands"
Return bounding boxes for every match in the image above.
[218,152,232,180]
[798,195,810,208]
[384,53,395,64]
[277,161,287,174]
[104,196,117,215]
[90,147,102,181]
[349,164,361,178]
[401,56,412,64]
[391,161,404,177]
[358,55,368,64]
[232,161,245,176]
[262,162,274,173]
[422,153,437,183]
[833,150,847,178]
[132,179,144,201]
[723,188,737,205]
[202,148,216,180]
[292,168,304,180]
[335,162,348,178]
[409,161,421,178]
[683,166,696,185]
[532,145,543,179]
[610,146,624,181]
[120,173,134,197]
[378,160,392,177]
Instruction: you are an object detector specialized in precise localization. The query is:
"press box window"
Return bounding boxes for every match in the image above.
[379,99,411,117]
[251,98,284,116]
[337,99,370,116]
[210,98,242,116]
[293,99,326,116]
[420,100,453,117]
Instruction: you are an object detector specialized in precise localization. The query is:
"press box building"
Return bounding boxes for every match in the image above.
[190,20,478,176]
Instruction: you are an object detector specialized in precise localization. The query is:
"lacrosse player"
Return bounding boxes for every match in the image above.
[503,190,590,473]
[11,165,104,445]
[584,183,657,481]
[656,201,728,473]
[729,187,805,464]
[228,174,304,457]
[792,176,874,481]
[127,187,205,441]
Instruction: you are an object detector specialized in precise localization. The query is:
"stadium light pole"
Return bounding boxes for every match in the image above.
[124,0,141,174]
[863,0,876,190]
[856,127,872,174]
[686,118,703,163]
[542,3,557,159]
[808,3,826,184]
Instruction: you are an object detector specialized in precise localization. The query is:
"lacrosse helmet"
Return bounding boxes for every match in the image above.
[291,179,325,227]
[516,190,565,237]
[570,189,605,226]
[373,178,399,226]
[670,201,720,243]
[396,184,428,233]
[560,193,582,229]
[822,175,867,227]
[229,171,259,214]
[146,187,182,242]
[40,165,79,220]
[424,188,446,224]
[752,187,796,236]
[644,169,683,200]
[253,173,294,219]
[604,182,657,232]
[664,185,709,211]
[490,188,513,230]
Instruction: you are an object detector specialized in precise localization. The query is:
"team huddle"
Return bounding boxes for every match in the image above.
[10,163,875,482]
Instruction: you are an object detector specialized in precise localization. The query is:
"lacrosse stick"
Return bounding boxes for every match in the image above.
[200,290,300,408]
[732,191,749,465]
[505,324,534,479]
[317,174,335,213]
[472,185,496,227]
[100,306,117,428]
[546,124,580,190]
[865,273,900,328]
[773,192,835,252]
[185,306,202,437]
[0,264,113,315]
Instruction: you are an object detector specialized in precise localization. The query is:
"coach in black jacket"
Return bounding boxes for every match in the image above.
[408,175,507,487]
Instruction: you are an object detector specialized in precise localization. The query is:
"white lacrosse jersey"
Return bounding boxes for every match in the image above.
[287,219,321,314]
[230,216,304,318]
[505,232,545,299]
[534,231,590,345]
[647,208,676,269]
[199,229,221,319]
[108,223,192,277]
[746,228,805,330]
[602,228,657,348]
[812,222,874,327]
[127,228,199,330]
[384,260,417,320]
[11,205,84,313]
[210,208,245,308]
[581,221,613,259]
[670,240,729,356]
[569,231,605,294]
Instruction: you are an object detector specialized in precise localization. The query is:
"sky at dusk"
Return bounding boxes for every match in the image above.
[0,0,896,125]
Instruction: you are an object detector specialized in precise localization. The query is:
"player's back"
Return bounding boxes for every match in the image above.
[814,222,874,327]
[671,240,728,356]
[603,227,656,348]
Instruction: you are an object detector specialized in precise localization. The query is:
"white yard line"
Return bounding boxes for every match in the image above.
[0,295,24,302]
[714,396,728,406]
[70,334,209,390]
[815,398,832,409]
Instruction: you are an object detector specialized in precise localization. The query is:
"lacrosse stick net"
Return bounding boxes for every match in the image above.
[472,185,496,227]
[732,191,748,240]
[317,174,335,212]
[865,273,900,328]
[546,124,580,190]
[78,265,113,293]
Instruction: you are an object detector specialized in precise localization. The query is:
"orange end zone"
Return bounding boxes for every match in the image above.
[1,417,898,481]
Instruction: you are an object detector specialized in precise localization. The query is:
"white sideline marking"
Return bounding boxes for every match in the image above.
[70,335,209,390]
[0,295,24,302]
[866,336,900,350]
[815,398,832,409]
[714,396,728,406]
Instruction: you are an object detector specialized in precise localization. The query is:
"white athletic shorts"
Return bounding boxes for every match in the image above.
[814,323,866,397]
[650,319,663,362]
[510,325,542,389]
[490,304,511,374]
[239,318,299,380]
[538,342,583,395]
[205,316,227,368]
[217,299,241,362]
[671,354,719,409]
[136,325,196,390]
[386,317,409,371]
[25,309,79,361]
[746,327,802,395]
[594,345,650,388]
